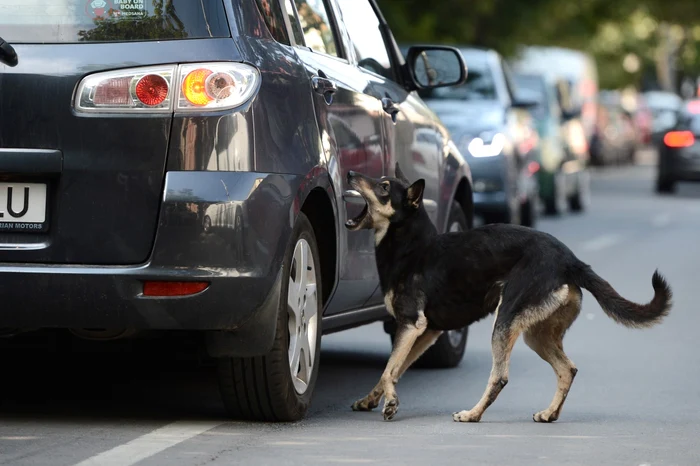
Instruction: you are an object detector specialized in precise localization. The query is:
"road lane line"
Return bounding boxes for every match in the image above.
[581,234,622,252]
[72,420,224,466]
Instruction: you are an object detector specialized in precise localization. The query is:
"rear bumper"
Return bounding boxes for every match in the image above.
[0,171,301,334]
[662,148,700,180]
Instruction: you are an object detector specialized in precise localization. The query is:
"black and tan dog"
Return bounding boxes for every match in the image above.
[345,164,672,423]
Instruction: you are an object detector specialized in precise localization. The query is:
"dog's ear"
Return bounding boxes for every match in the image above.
[406,179,425,208]
[395,162,409,184]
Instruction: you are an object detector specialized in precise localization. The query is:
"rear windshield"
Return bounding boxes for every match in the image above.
[0,0,229,43]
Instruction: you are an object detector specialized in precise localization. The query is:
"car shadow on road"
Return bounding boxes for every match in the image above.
[0,331,228,422]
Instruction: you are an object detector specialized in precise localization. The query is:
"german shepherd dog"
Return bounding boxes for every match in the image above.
[345,164,672,423]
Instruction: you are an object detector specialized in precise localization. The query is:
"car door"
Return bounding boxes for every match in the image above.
[332,0,443,306]
[333,0,442,232]
[281,0,386,313]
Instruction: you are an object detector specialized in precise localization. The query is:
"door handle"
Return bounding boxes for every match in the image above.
[381,97,400,123]
[342,190,366,205]
[312,75,338,105]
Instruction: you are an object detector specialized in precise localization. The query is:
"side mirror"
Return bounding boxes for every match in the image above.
[405,45,467,91]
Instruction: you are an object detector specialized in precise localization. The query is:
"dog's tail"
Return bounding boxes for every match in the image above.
[571,262,672,328]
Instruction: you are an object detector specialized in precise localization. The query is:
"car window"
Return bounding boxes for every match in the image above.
[514,75,550,120]
[293,0,338,57]
[335,0,394,80]
[282,0,305,44]
[255,0,290,45]
[0,0,229,43]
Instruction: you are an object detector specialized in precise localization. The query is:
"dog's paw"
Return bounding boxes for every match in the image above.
[382,398,399,421]
[532,409,558,423]
[351,397,377,412]
[452,410,481,423]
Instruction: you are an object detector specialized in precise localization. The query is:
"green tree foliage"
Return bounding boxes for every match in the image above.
[377,0,700,90]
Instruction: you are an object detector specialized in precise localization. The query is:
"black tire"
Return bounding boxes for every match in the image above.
[217,212,323,422]
[482,202,517,225]
[520,198,537,228]
[656,176,676,194]
[401,200,469,369]
[544,172,567,216]
[568,171,589,213]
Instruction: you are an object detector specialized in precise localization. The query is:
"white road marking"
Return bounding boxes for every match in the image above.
[581,234,622,252]
[478,434,605,439]
[72,420,223,466]
[651,213,670,227]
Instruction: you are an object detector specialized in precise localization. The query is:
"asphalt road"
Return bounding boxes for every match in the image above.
[1,161,699,465]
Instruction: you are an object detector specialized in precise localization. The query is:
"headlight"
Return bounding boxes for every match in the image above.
[466,132,506,158]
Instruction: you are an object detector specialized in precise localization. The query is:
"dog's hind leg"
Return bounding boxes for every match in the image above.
[351,329,442,412]
[453,283,569,423]
[523,286,582,423]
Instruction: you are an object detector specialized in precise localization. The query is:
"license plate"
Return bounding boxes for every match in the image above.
[0,183,48,233]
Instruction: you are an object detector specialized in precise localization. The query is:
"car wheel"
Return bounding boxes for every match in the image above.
[412,201,469,368]
[656,175,676,194]
[520,197,537,228]
[568,170,590,212]
[217,212,322,422]
[544,171,567,216]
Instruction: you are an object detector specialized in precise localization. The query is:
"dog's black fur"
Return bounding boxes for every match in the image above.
[345,163,672,423]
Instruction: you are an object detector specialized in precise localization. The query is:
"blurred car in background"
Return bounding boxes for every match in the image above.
[632,94,653,147]
[590,91,637,166]
[656,98,700,193]
[514,72,590,215]
[510,45,599,148]
[644,90,684,150]
[414,46,540,226]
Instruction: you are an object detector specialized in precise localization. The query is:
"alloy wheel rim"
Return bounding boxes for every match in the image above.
[287,238,319,395]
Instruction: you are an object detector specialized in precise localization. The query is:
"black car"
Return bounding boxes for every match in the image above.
[417,47,540,227]
[0,0,475,421]
[656,99,700,193]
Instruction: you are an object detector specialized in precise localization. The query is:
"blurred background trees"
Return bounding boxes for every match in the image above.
[377,0,700,94]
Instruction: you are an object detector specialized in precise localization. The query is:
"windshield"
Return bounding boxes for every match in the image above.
[419,64,497,101]
[0,0,229,43]
[514,74,549,120]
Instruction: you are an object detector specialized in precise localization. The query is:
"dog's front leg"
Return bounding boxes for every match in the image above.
[352,328,441,413]
[352,313,428,420]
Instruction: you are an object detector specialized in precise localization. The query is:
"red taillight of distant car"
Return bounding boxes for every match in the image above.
[664,130,695,148]
[135,74,169,106]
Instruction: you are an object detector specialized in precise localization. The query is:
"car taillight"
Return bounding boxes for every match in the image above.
[664,130,695,148]
[177,63,258,112]
[74,62,260,114]
[135,74,169,106]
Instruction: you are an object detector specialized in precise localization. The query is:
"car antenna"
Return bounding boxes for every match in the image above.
[0,36,19,67]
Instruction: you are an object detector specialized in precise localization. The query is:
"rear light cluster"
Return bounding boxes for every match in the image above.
[664,130,695,148]
[74,63,259,114]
